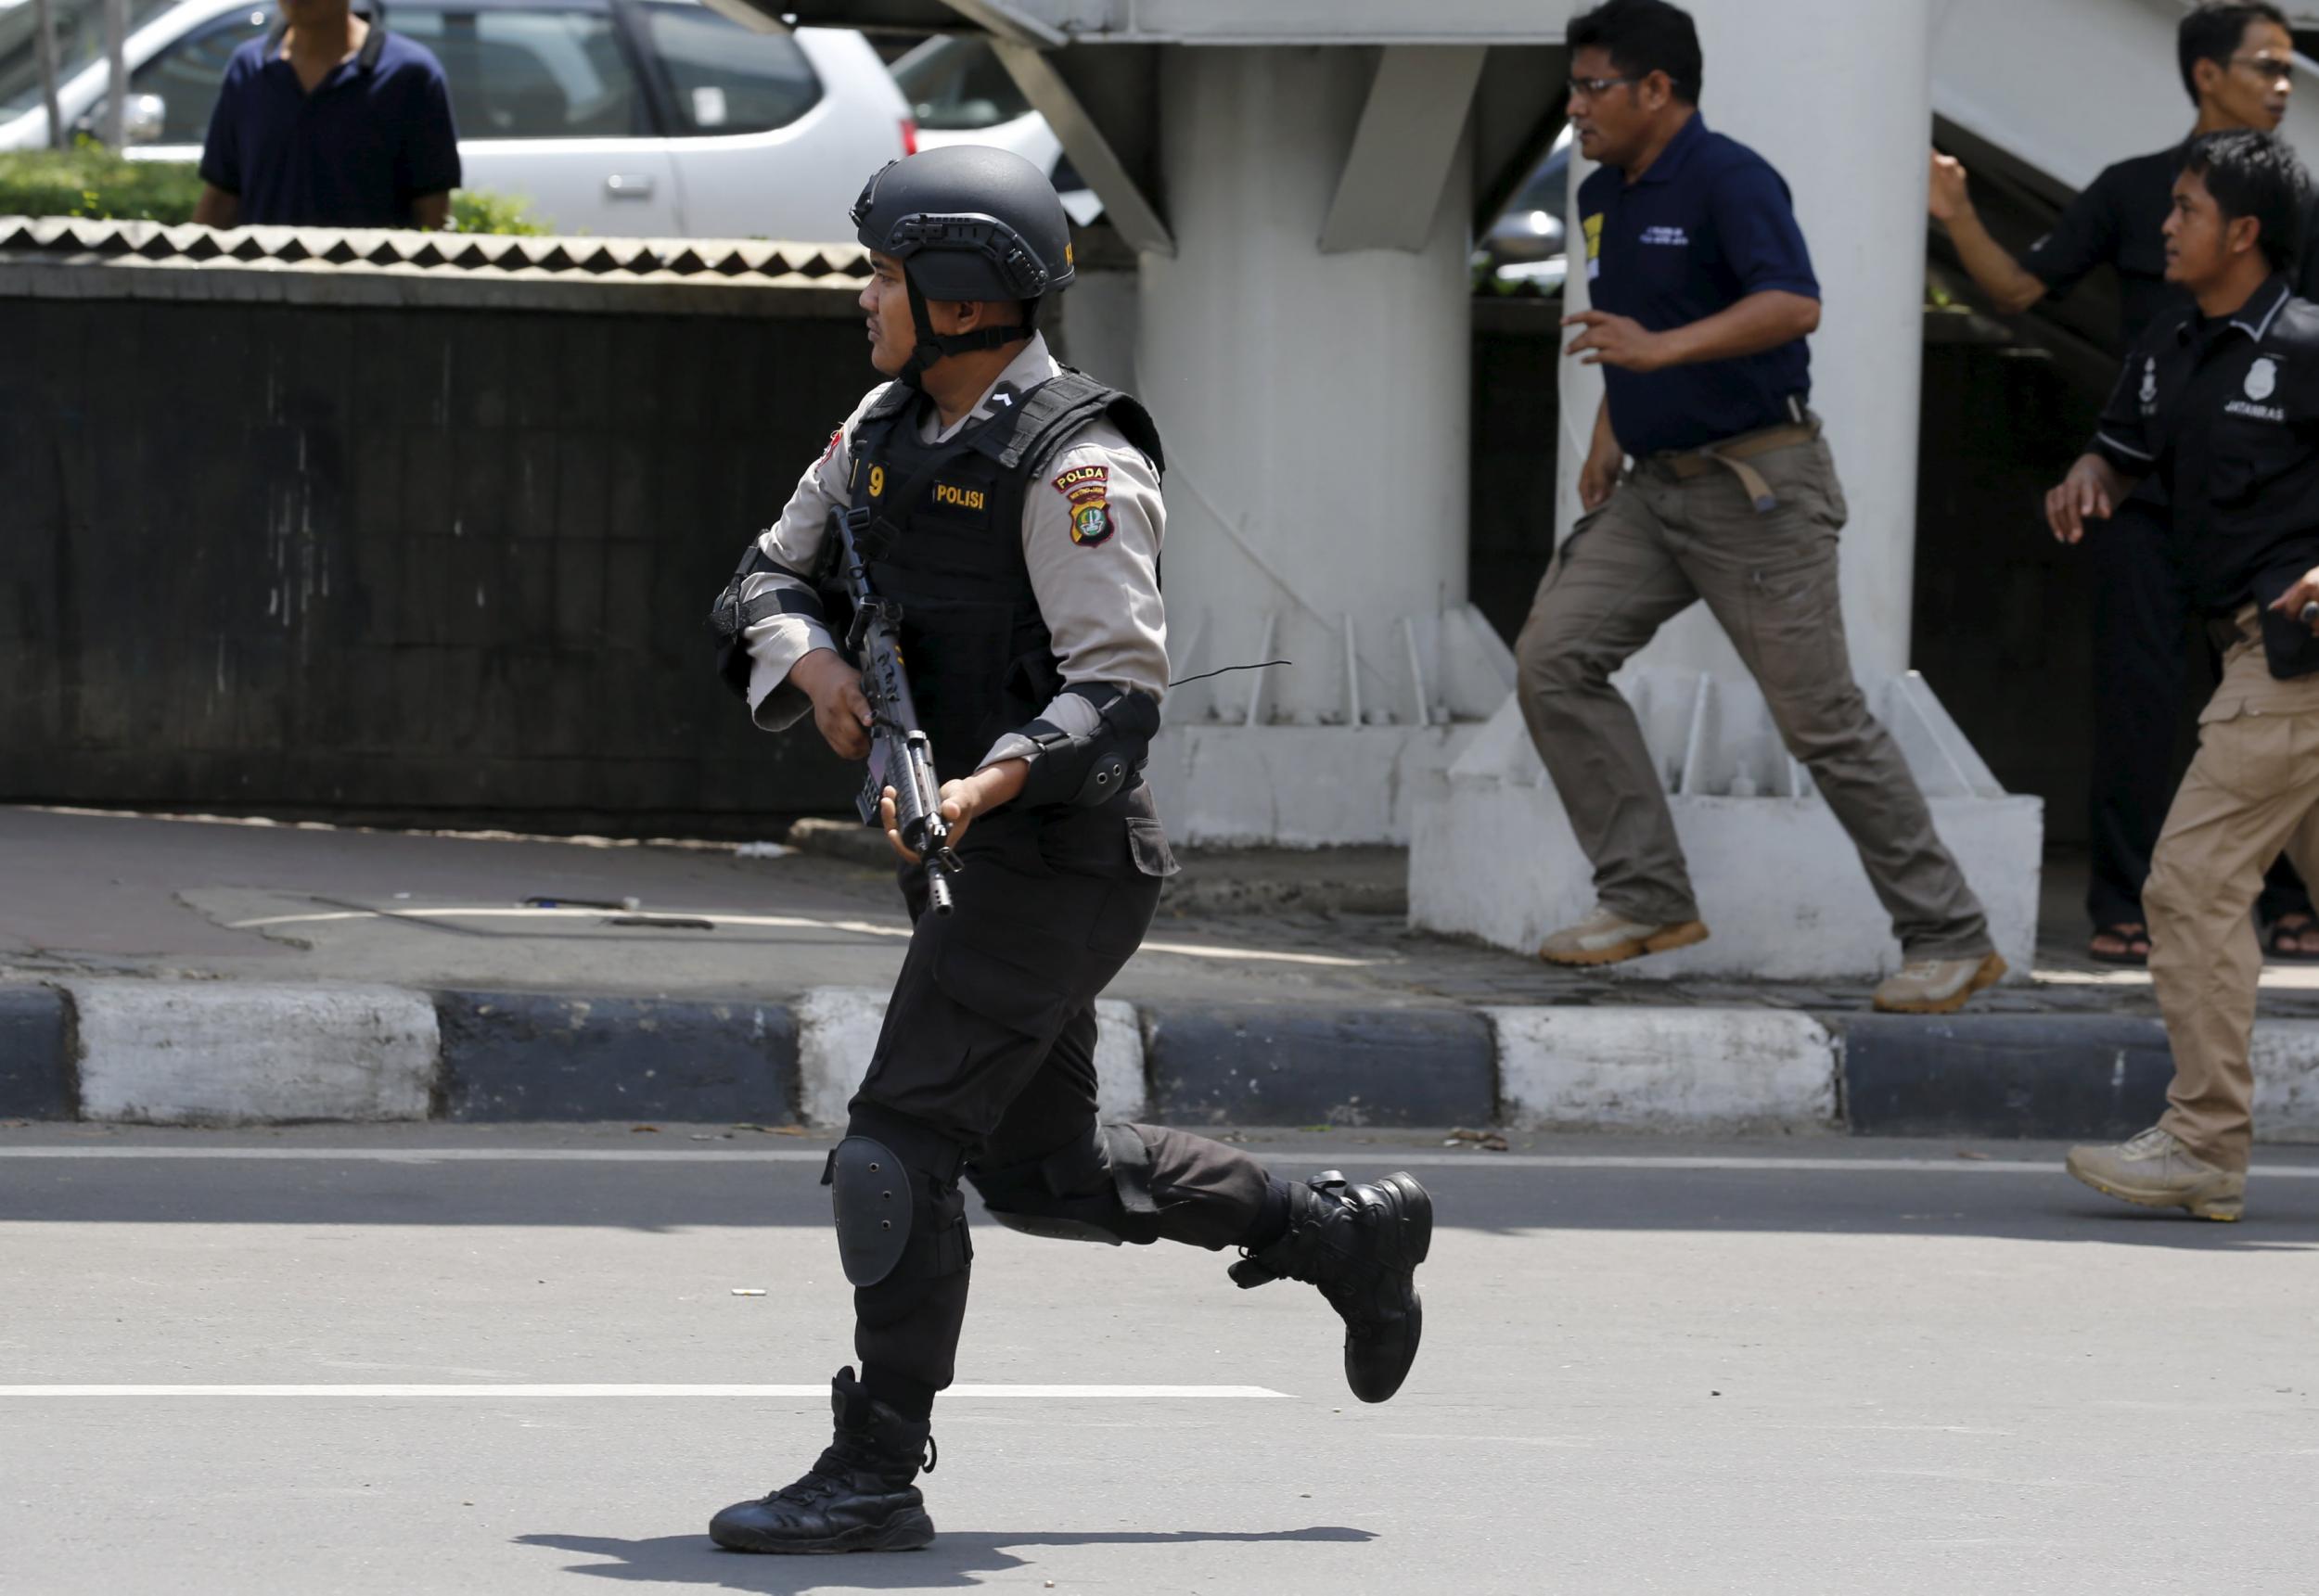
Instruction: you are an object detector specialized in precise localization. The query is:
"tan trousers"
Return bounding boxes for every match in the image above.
[2147,612,2319,1171]
[1513,435,1992,960]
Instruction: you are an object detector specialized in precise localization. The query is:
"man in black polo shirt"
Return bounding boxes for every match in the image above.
[191,0,459,230]
[1512,0,2002,1015]
[2047,131,2319,1220]
[1930,1,2319,966]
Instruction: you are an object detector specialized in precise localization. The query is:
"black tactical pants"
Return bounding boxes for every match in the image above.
[840,785,1274,1408]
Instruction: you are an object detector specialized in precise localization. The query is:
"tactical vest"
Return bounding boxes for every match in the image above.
[844,368,1165,784]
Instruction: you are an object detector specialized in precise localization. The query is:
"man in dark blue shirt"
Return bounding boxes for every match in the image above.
[192,0,459,230]
[1928,2,2319,966]
[1513,0,2001,1015]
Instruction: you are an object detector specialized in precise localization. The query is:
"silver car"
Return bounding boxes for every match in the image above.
[0,0,912,236]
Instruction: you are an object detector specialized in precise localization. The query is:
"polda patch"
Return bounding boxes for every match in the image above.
[1053,463,1114,547]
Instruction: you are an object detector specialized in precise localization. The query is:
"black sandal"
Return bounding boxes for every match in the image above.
[2087,923,2151,966]
[2264,912,2319,964]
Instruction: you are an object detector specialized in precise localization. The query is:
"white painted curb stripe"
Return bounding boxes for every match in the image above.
[2252,1019,2319,1141]
[64,980,438,1126]
[1487,1006,1839,1133]
[792,986,1145,1130]
[0,1385,1291,1399]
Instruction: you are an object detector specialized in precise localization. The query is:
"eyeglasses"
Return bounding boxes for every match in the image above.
[2231,54,2296,84]
[1566,75,1642,100]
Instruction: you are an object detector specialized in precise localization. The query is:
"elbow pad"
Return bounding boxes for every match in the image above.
[710,543,826,700]
[708,543,824,641]
[1017,688,1162,809]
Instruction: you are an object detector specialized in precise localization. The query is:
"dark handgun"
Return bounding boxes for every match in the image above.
[823,506,964,913]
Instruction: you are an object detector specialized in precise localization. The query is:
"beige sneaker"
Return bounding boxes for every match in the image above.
[2066,1127,2245,1221]
[1539,905,1709,967]
[1871,951,2006,1015]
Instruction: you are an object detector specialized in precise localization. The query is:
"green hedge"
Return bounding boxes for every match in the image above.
[0,144,545,234]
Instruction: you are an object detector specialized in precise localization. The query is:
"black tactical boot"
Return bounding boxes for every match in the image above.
[1228,1169,1431,1403]
[709,1367,937,1554]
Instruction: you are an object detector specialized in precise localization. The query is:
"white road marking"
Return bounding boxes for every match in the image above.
[3,1146,2316,1176]
[222,907,1370,966]
[0,1384,1289,1399]
[1138,940,1371,968]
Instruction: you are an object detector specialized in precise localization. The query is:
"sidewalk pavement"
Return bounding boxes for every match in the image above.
[6,805,2319,1142]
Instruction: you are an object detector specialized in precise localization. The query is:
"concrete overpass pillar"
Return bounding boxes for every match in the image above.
[1135,45,1517,847]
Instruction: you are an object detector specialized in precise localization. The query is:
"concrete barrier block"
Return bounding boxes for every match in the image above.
[1148,1006,1494,1128]
[437,991,797,1123]
[2253,1020,2319,1143]
[0,987,73,1119]
[68,980,436,1125]
[1491,1006,1837,1133]
[1839,1014,2172,1139]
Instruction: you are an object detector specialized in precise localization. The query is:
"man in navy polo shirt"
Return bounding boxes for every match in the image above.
[1513,0,2002,1015]
[191,0,459,230]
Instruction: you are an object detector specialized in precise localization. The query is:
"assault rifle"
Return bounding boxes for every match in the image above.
[822,505,964,914]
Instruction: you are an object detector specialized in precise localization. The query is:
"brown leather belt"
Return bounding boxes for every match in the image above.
[1649,417,1821,513]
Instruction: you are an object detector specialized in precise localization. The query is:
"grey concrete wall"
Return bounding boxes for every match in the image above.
[0,283,866,833]
[0,265,2120,838]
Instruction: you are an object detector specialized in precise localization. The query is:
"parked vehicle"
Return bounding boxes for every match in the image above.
[0,0,912,237]
[1476,128,1571,292]
[888,31,1096,224]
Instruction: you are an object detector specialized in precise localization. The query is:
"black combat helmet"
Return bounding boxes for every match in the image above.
[851,145,1075,381]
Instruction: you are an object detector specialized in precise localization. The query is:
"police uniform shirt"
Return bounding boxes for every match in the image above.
[2026,142,2319,349]
[1577,112,1821,456]
[738,333,1167,772]
[2093,275,2319,619]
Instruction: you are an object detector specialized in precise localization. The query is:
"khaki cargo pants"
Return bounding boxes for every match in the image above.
[1513,431,1992,961]
[2147,611,2319,1171]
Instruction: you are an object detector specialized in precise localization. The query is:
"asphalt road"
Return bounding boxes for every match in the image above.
[4,1125,2317,1595]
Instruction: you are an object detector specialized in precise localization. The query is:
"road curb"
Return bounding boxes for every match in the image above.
[0,986,72,1120]
[1491,1006,1839,1134]
[790,987,1147,1129]
[436,991,798,1124]
[1832,1014,2174,1139]
[1147,1005,1496,1128]
[9,979,2319,1145]
[62,980,436,1126]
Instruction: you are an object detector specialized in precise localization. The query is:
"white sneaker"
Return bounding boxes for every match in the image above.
[1871,951,2006,1014]
[1539,905,1709,968]
[2066,1127,2244,1221]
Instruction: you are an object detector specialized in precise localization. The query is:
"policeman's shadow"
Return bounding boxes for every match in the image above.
[517,1526,1375,1591]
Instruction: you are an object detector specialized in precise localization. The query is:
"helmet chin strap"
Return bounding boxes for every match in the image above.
[898,267,1035,389]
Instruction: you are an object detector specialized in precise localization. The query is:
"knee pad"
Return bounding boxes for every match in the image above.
[825,1112,971,1288]
[968,1123,1164,1246]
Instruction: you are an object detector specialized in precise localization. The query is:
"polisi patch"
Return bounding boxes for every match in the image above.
[1053,463,1114,547]
[931,480,989,516]
[2247,357,2280,402]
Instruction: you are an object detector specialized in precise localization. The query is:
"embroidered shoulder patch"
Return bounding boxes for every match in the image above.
[822,426,843,463]
[1053,463,1114,547]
